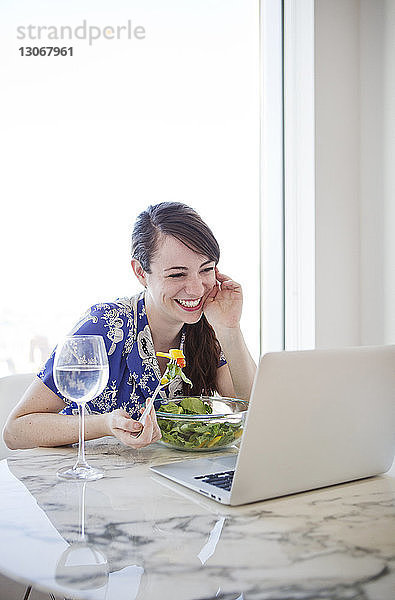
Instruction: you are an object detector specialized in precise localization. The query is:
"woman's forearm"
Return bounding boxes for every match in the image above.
[3,412,110,450]
[215,326,256,401]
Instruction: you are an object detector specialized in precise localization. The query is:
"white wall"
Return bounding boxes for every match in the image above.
[314,0,395,348]
[383,0,395,344]
[360,0,395,345]
[315,0,361,348]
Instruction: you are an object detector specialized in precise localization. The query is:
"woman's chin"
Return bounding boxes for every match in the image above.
[174,305,204,324]
[190,312,204,324]
[182,310,204,324]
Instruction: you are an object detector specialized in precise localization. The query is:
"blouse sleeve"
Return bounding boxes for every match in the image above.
[218,348,227,368]
[37,302,129,403]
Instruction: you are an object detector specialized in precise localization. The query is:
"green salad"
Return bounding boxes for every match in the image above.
[157,397,244,450]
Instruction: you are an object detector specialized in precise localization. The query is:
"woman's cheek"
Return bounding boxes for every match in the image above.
[165,279,183,295]
[208,273,217,290]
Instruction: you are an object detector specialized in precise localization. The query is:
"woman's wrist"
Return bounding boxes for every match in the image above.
[83,413,113,440]
[213,324,243,345]
[100,412,114,437]
[214,324,257,400]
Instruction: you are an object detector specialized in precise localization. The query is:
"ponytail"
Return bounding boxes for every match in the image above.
[183,316,221,396]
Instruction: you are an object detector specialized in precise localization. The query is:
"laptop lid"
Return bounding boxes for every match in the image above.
[230,345,395,505]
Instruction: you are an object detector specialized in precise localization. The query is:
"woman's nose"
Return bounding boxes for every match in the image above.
[184,275,205,297]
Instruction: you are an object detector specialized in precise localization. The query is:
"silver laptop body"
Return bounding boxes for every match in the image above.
[151,345,395,506]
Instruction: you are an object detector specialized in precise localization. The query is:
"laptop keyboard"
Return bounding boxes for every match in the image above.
[194,470,234,491]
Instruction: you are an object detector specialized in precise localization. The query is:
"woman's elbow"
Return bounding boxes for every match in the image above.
[2,419,26,450]
[2,425,18,450]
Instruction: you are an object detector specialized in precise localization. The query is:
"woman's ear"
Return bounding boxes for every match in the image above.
[131,259,147,287]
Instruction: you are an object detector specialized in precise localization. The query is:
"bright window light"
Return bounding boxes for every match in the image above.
[0,0,260,375]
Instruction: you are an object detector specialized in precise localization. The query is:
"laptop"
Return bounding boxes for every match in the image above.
[151,345,395,506]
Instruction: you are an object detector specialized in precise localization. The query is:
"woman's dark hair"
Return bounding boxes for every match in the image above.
[131,202,222,395]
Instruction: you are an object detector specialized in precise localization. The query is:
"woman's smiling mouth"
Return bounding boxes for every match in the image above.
[175,298,203,311]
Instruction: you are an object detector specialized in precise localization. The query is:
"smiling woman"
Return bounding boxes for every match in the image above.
[3,202,256,452]
[131,203,224,397]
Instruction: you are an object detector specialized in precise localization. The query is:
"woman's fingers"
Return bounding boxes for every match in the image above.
[118,416,142,435]
[207,283,219,299]
[148,405,162,440]
[215,268,233,283]
[137,411,162,445]
[108,409,141,434]
[137,417,161,444]
[107,405,162,448]
[119,407,161,448]
[215,268,241,290]
[120,416,152,447]
[139,412,154,438]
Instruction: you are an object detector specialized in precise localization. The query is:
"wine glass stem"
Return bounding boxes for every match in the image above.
[75,403,89,469]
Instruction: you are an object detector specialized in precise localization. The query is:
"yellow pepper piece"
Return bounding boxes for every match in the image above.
[207,435,222,448]
[198,439,208,448]
[160,376,169,385]
[169,349,185,360]
[156,349,186,361]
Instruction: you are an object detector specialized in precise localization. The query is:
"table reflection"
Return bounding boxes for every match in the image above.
[54,483,109,598]
[55,542,108,596]
[1,448,245,600]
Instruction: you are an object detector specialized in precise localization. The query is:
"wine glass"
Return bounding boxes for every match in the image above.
[53,335,109,481]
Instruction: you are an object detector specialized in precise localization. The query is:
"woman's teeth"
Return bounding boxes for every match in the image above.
[176,298,201,308]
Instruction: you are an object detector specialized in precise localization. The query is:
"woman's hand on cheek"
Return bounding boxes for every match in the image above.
[105,408,162,448]
[203,268,243,330]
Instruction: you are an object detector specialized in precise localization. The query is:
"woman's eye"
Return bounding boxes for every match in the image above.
[167,267,214,278]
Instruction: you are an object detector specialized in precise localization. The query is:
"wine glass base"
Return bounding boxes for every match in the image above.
[57,465,105,481]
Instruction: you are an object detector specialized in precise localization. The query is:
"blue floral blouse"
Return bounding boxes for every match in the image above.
[38,292,227,420]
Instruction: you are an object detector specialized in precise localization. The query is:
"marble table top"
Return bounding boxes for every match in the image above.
[0,438,394,600]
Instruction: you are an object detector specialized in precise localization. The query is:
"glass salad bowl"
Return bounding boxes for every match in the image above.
[156,396,249,452]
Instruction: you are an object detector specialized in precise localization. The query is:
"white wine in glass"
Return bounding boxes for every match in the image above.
[53,335,109,481]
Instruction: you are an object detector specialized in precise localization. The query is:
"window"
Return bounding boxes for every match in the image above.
[0,0,262,375]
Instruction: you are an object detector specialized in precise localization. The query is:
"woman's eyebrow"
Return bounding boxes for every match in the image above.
[200,260,214,267]
[163,260,214,273]
[164,266,187,272]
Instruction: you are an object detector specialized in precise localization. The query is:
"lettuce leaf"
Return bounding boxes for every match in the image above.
[179,397,213,415]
